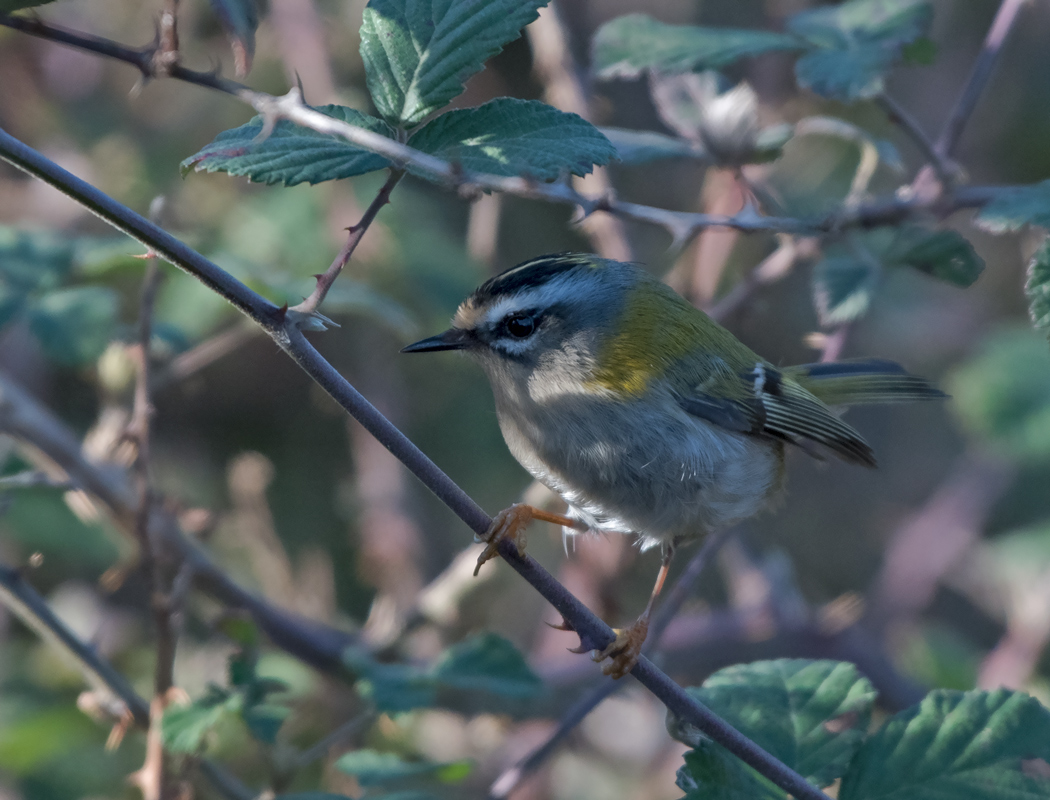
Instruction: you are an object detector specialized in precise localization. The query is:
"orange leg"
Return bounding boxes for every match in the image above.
[474,503,585,576]
[592,545,675,679]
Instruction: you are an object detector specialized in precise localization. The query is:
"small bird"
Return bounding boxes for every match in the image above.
[403,253,944,677]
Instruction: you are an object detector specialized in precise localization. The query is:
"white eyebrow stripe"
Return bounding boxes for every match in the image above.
[480,273,587,328]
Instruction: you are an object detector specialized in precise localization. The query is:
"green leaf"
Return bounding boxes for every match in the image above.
[887,227,984,287]
[592,14,802,79]
[407,99,615,180]
[431,633,543,698]
[840,689,1050,800]
[673,660,876,789]
[975,180,1050,233]
[1027,237,1050,340]
[789,0,933,100]
[343,648,437,712]
[360,0,548,127]
[242,703,290,744]
[949,327,1050,462]
[598,128,706,165]
[208,0,260,75]
[344,634,541,713]
[0,227,74,294]
[335,750,470,787]
[813,255,879,325]
[161,687,238,754]
[27,286,117,365]
[276,795,355,800]
[181,106,397,186]
[677,745,785,800]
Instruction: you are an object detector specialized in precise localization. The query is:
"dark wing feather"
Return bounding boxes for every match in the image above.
[677,363,876,467]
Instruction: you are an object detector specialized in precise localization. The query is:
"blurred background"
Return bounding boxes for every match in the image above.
[2,0,1050,798]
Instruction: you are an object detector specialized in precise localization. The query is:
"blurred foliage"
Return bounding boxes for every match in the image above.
[3,0,1050,798]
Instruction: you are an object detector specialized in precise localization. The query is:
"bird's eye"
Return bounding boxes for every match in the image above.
[504,314,535,339]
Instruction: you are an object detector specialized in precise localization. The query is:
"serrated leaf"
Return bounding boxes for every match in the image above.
[789,0,933,100]
[27,286,117,365]
[677,745,786,800]
[948,327,1050,462]
[182,106,396,186]
[360,0,548,127]
[673,660,876,789]
[407,99,615,180]
[1027,237,1050,339]
[431,633,542,698]
[813,256,878,325]
[887,228,984,287]
[161,687,238,754]
[335,750,470,787]
[592,14,801,79]
[840,689,1050,800]
[599,127,706,165]
[209,0,259,76]
[975,180,1050,233]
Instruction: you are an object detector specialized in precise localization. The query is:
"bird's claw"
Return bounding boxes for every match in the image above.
[474,504,532,576]
[591,617,650,679]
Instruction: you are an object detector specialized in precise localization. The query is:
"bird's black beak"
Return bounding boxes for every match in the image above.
[401,328,472,353]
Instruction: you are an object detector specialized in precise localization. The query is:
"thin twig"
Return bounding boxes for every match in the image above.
[706,237,815,322]
[0,15,1002,245]
[291,168,403,315]
[155,0,180,74]
[153,321,258,388]
[0,127,833,800]
[526,2,632,261]
[0,563,255,800]
[875,93,955,185]
[292,709,376,769]
[488,528,733,799]
[128,211,191,800]
[934,0,1028,161]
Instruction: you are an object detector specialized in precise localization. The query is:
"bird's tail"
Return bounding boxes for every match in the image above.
[786,359,947,407]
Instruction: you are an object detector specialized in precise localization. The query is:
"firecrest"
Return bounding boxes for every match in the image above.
[403,253,944,677]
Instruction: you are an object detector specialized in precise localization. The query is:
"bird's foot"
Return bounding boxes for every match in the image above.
[474,504,534,576]
[592,616,649,679]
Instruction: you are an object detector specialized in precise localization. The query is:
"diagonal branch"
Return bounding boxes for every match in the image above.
[488,528,733,799]
[0,124,832,800]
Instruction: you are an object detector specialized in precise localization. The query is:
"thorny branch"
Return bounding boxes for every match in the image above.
[127,205,187,800]
[488,528,734,800]
[0,13,1006,248]
[291,168,403,316]
[0,126,834,800]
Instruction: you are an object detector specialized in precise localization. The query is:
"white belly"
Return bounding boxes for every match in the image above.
[495,390,784,550]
